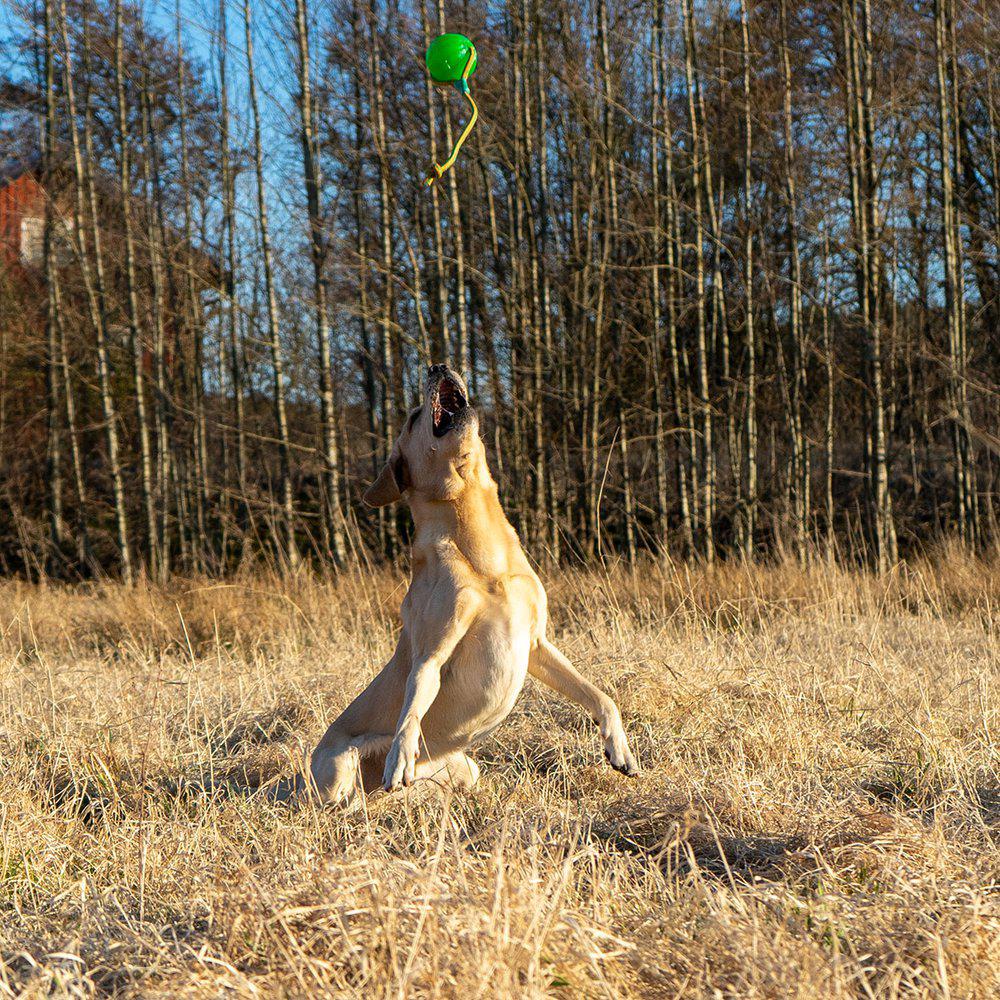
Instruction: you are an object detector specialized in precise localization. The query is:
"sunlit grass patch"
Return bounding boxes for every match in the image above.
[1,556,998,996]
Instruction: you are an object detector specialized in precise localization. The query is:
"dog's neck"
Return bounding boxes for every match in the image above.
[408,460,522,578]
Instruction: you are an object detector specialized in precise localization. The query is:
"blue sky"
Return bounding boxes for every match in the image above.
[0,0,309,222]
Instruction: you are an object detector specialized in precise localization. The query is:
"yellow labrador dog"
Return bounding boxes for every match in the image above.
[308,364,639,804]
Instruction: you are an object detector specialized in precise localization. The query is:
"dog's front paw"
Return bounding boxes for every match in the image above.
[603,728,640,777]
[383,725,419,791]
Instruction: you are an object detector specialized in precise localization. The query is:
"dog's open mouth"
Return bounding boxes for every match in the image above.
[431,376,468,437]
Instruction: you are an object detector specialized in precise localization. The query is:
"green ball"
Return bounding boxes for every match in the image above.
[425,33,477,84]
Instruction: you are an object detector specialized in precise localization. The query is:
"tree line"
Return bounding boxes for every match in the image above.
[0,0,997,580]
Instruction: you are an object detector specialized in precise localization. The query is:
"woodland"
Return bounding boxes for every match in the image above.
[0,0,997,578]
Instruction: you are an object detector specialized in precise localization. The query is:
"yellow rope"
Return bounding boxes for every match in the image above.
[425,47,478,188]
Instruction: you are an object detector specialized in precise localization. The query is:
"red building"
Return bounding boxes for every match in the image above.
[0,161,46,270]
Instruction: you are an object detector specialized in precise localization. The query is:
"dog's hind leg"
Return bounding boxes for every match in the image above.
[415,751,480,791]
[309,733,393,805]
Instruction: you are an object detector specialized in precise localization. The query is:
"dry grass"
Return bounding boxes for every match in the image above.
[0,551,998,997]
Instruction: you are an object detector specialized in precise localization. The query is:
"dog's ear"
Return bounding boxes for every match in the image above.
[363,453,409,508]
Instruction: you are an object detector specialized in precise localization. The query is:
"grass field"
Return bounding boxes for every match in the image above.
[0,552,998,997]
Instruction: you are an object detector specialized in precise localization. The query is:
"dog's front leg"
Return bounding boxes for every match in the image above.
[383,592,480,792]
[528,637,640,776]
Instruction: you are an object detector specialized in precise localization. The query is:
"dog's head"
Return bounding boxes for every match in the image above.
[363,364,484,508]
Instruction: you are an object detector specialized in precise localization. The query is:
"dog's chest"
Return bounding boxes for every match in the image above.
[438,609,531,740]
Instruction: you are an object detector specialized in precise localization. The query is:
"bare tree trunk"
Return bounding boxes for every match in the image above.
[947,3,980,542]
[519,5,547,554]
[822,226,835,560]
[981,1,1000,320]
[587,0,616,550]
[978,0,1000,541]
[509,25,529,538]
[139,59,172,580]
[244,0,299,571]
[533,0,559,559]
[840,0,895,570]
[42,0,65,568]
[935,0,976,545]
[114,0,157,577]
[43,167,90,571]
[618,399,636,566]
[34,2,85,568]
[351,0,379,506]
[218,0,248,559]
[371,27,397,556]
[176,1,209,569]
[660,25,694,557]
[779,0,808,560]
[56,299,89,567]
[681,0,714,562]
[649,0,669,554]
[295,0,347,566]
[59,0,132,583]
[705,5,732,548]
[858,0,895,568]
[739,0,757,559]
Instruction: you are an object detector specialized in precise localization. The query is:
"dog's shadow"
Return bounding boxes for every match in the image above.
[164,767,303,806]
[37,754,303,827]
[162,701,317,806]
[585,799,804,883]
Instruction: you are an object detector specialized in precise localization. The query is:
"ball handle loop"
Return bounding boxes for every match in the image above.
[425,45,478,189]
